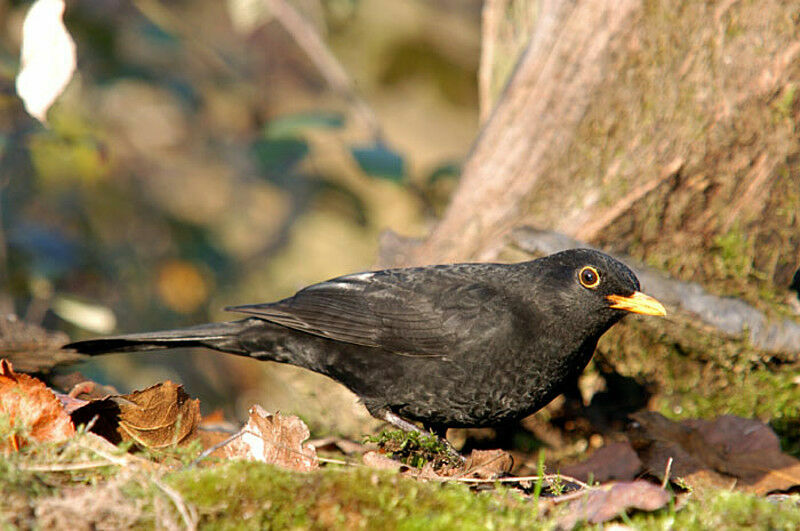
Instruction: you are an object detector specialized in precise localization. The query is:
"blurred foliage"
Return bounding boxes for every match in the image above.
[0,0,480,425]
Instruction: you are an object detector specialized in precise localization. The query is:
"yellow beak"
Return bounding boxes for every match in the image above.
[606,291,667,316]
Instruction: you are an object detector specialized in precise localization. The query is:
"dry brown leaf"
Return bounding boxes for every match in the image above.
[308,436,366,455]
[224,405,318,471]
[629,411,800,494]
[70,381,200,449]
[363,450,405,471]
[561,441,642,483]
[54,391,89,415]
[559,481,670,529]
[0,359,75,452]
[461,449,514,479]
[393,449,513,481]
[628,412,731,490]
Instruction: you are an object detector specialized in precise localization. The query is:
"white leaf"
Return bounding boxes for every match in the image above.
[15,0,77,124]
[52,296,117,334]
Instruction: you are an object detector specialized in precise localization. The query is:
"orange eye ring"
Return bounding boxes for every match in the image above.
[579,266,600,289]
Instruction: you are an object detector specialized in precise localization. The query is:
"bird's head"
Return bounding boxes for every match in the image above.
[532,249,666,335]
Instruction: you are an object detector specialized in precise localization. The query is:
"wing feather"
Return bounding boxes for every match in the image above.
[226,266,512,356]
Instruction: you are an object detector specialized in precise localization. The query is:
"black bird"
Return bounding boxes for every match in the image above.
[65,249,665,437]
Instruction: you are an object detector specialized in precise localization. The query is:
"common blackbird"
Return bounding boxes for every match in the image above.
[65,249,665,435]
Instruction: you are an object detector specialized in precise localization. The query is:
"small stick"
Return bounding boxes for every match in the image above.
[188,430,245,467]
[661,457,673,489]
[153,477,198,531]
[450,473,591,489]
[78,442,130,467]
[545,489,594,505]
[317,456,358,467]
[21,461,118,472]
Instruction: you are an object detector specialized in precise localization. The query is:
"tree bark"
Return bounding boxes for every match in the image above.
[405,0,641,265]
[384,0,800,406]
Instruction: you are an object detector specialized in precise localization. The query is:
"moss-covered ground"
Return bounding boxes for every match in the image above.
[3,436,800,529]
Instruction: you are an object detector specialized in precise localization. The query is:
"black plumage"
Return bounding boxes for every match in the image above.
[65,249,665,433]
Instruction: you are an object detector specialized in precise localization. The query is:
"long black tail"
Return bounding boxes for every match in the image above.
[64,318,263,357]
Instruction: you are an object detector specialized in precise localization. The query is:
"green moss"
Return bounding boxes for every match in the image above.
[168,463,800,530]
[631,490,800,530]
[711,227,753,280]
[168,461,538,530]
[654,363,800,456]
[5,439,800,529]
[772,83,798,121]
[364,430,458,469]
[598,318,800,457]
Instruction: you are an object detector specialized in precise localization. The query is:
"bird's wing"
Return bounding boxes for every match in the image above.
[226,266,512,357]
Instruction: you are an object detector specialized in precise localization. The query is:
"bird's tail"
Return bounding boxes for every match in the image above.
[64,318,261,357]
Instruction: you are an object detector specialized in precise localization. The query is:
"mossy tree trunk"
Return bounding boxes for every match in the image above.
[386,0,800,428]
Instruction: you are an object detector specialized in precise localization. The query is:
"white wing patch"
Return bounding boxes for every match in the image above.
[303,271,376,292]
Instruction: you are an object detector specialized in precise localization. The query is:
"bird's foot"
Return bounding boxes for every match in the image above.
[381,410,465,463]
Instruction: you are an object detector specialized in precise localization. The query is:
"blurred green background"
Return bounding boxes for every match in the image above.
[0,0,482,434]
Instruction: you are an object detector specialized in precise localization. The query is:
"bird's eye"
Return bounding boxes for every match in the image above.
[579,266,600,288]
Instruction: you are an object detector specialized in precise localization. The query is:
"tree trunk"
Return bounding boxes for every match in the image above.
[384,0,800,424]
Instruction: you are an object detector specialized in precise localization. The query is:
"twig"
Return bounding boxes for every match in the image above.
[153,477,198,531]
[317,456,358,467]
[78,441,130,467]
[449,472,591,489]
[662,457,673,489]
[261,0,383,139]
[80,414,99,434]
[188,430,245,467]
[21,460,118,472]
[545,488,594,505]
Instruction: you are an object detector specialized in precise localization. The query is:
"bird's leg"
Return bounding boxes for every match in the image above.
[381,410,465,462]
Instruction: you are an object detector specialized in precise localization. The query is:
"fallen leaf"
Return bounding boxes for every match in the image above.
[628,412,731,490]
[559,481,670,529]
[461,449,514,479]
[54,391,88,415]
[308,436,366,455]
[561,441,642,483]
[70,381,200,449]
[0,359,75,452]
[363,450,405,471]
[629,412,800,494]
[15,0,76,124]
[225,405,318,471]
[51,297,116,334]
